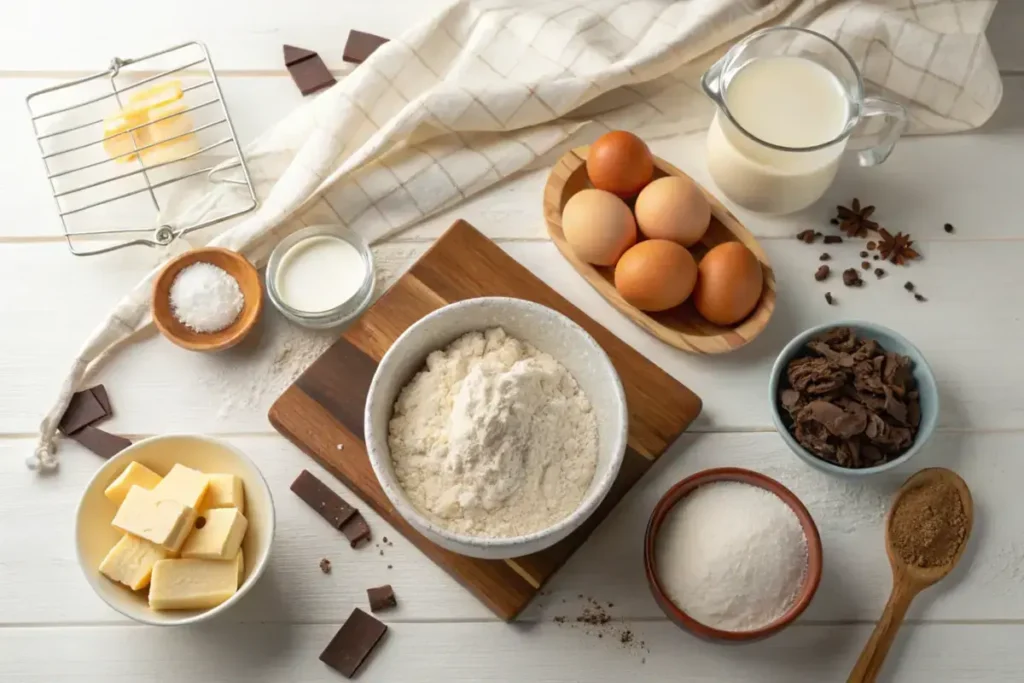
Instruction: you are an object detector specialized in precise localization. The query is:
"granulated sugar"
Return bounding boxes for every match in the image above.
[195,310,335,418]
[656,481,808,632]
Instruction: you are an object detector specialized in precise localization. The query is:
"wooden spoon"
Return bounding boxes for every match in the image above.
[848,467,973,683]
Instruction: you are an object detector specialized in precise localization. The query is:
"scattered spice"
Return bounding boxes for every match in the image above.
[842,268,863,287]
[815,265,830,281]
[829,218,839,225]
[904,281,915,291]
[874,268,885,278]
[823,235,843,244]
[819,252,831,261]
[387,564,392,569]
[867,241,877,250]
[861,261,870,270]
[890,478,967,568]
[915,293,927,302]
[195,516,207,530]
[944,223,954,234]
[797,229,819,244]
[825,292,835,305]
[878,228,921,265]
[836,198,879,238]
[860,251,869,258]
[319,558,332,574]
[873,255,880,260]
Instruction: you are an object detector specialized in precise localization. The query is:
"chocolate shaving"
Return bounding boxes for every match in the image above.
[778,327,920,469]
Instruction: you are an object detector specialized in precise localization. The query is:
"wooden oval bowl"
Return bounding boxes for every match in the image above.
[644,467,823,642]
[543,146,776,354]
[152,247,263,352]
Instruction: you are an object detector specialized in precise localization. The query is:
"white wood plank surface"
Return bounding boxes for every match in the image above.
[2,622,1024,682]
[2,431,1020,625]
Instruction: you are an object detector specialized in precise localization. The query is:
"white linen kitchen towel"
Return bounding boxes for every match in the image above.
[31,0,1003,470]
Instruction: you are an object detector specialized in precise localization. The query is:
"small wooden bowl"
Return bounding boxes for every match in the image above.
[152,247,263,352]
[644,467,823,642]
[543,146,776,354]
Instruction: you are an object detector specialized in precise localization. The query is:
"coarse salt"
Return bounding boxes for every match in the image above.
[656,481,808,632]
[169,262,244,333]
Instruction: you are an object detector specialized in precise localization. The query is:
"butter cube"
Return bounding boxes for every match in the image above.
[180,508,247,560]
[102,109,149,162]
[199,474,245,514]
[234,549,245,586]
[111,486,197,553]
[140,100,198,165]
[98,533,168,590]
[152,464,209,511]
[149,558,239,610]
[104,462,163,506]
[126,80,183,111]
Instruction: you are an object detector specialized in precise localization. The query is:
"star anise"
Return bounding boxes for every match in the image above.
[877,228,921,265]
[835,198,879,238]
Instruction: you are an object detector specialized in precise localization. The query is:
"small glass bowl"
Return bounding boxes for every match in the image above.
[266,224,375,329]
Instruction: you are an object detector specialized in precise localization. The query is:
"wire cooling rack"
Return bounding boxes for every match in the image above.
[26,42,257,256]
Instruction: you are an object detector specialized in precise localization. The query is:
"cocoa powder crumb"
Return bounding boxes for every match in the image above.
[820,252,831,261]
[319,558,332,574]
[890,479,967,568]
[825,292,834,305]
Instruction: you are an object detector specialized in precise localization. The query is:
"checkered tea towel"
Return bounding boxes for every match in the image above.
[31,0,1002,470]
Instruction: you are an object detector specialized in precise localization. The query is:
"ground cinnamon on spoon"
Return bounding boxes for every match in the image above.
[889,479,967,568]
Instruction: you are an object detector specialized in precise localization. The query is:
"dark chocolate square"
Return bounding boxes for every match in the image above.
[320,608,388,678]
[90,385,112,415]
[343,30,389,64]
[290,470,359,529]
[367,584,396,612]
[288,57,336,96]
[72,425,131,459]
[59,388,108,435]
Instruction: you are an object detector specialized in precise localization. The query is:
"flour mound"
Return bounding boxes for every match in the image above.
[388,328,598,538]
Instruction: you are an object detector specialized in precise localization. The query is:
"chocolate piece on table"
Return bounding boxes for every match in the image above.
[282,44,336,96]
[823,235,843,244]
[291,470,359,529]
[342,514,372,547]
[320,607,388,678]
[367,584,397,612]
[320,558,332,574]
[814,265,829,281]
[343,30,390,64]
[72,425,132,458]
[90,385,112,415]
[59,388,108,435]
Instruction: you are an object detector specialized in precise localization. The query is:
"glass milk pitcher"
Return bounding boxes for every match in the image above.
[702,27,906,215]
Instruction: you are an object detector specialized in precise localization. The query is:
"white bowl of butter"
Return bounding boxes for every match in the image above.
[75,434,275,625]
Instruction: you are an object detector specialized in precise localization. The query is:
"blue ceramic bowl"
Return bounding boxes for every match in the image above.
[768,321,938,477]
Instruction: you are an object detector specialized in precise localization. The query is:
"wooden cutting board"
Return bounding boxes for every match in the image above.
[269,220,702,621]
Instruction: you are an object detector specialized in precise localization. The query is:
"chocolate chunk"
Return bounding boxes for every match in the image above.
[825,292,834,305]
[861,261,870,270]
[819,252,831,261]
[71,425,131,458]
[342,514,372,547]
[343,30,390,65]
[814,265,830,281]
[367,584,397,612]
[90,385,112,415]
[291,470,359,529]
[860,251,869,258]
[914,293,927,302]
[320,558,332,574]
[867,241,877,250]
[283,44,336,96]
[874,268,885,278]
[797,229,818,243]
[944,223,954,233]
[823,235,843,244]
[59,388,107,435]
[904,281,915,291]
[842,268,863,286]
[320,608,388,678]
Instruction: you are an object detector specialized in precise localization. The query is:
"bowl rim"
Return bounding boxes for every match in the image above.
[364,296,629,551]
[643,467,823,641]
[768,320,939,477]
[74,433,276,626]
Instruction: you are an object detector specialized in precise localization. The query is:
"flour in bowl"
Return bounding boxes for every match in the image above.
[388,328,599,538]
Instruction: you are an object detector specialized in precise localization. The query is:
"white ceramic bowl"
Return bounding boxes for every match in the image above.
[75,434,276,625]
[365,297,628,560]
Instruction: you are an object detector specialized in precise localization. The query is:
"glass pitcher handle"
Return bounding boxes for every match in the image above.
[850,97,907,167]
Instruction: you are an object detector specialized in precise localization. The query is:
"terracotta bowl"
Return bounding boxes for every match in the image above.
[152,247,263,352]
[644,467,823,642]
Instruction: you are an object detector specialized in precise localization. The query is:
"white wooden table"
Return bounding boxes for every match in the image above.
[2,3,1022,680]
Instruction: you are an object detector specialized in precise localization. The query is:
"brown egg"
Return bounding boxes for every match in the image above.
[614,240,698,312]
[586,131,654,198]
[561,189,636,266]
[693,242,764,326]
[634,176,711,247]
